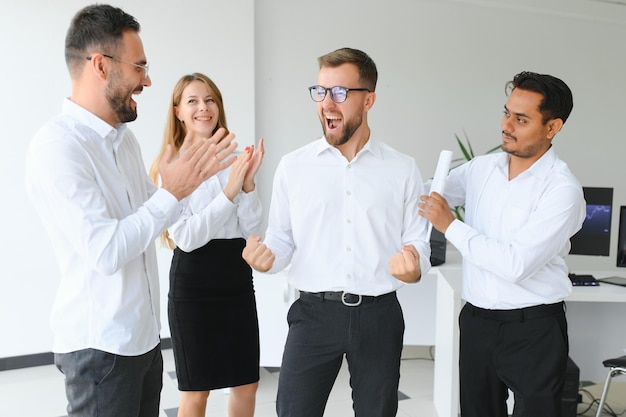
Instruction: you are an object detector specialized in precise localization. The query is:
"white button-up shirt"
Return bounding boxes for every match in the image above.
[264,137,431,296]
[443,148,586,309]
[25,99,180,355]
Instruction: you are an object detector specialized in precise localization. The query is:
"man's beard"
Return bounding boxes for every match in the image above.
[323,114,362,147]
[106,72,138,123]
[503,142,544,159]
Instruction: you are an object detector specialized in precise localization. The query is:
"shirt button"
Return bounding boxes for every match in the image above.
[347,274,352,279]
[346,247,351,252]
[346,191,351,196]
[346,219,351,224]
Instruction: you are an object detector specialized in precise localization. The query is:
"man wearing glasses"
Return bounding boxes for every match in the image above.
[243,47,431,417]
[25,4,236,417]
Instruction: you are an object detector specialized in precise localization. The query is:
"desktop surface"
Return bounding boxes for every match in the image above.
[567,278,626,302]
[596,275,626,287]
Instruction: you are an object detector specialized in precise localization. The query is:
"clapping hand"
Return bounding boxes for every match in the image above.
[223,138,265,201]
[243,138,265,193]
[160,127,237,201]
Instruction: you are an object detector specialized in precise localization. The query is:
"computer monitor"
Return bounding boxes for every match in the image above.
[617,206,626,267]
[569,186,613,257]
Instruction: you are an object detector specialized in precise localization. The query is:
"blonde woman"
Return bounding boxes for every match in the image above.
[150,73,264,417]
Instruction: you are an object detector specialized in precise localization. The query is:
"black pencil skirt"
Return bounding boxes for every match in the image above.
[168,238,260,391]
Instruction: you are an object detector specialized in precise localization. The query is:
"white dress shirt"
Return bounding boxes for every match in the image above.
[168,167,262,251]
[263,137,431,296]
[25,99,181,355]
[443,148,585,309]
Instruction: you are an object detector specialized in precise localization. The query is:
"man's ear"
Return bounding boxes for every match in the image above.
[87,54,109,81]
[547,118,564,140]
[364,91,376,111]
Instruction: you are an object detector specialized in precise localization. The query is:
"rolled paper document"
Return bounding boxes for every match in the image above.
[430,150,453,195]
[427,150,453,240]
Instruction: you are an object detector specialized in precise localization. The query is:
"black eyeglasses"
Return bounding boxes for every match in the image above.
[308,85,371,103]
[86,54,150,80]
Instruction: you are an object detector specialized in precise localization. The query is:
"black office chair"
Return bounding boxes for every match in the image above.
[595,355,626,417]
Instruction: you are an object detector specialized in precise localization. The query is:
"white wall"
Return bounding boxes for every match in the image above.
[3,0,626,359]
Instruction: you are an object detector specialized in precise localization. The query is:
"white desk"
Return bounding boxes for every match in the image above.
[433,266,626,417]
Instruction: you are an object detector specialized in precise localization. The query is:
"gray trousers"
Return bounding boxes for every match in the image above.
[55,343,163,417]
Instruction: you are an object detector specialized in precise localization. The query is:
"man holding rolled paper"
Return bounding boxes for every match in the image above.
[419,71,585,417]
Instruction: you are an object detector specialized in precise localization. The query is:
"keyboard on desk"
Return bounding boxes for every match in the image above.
[568,273,599,286]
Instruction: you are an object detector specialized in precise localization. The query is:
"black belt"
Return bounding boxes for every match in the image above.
[299,291,394,307]
[466,301,565,322]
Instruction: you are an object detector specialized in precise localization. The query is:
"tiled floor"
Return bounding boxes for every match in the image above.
[0,345,625,417]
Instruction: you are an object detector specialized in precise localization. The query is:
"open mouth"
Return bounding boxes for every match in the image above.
[130,89,142,107]
[326,114,342,130]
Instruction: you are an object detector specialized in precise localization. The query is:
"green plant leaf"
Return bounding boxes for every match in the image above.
[454,133,473,161]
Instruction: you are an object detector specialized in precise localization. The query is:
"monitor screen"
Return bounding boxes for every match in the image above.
[617,206,626,267]
[569,187,613,257]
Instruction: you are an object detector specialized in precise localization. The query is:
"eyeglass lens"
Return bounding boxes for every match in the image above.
[309,86,348,103]
[104,55,148,80]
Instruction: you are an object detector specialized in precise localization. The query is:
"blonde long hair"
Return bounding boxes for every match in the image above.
[149,73,229,248]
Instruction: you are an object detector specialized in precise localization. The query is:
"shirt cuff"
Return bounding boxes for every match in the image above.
[445,219,474,255]
[151,188,181,221]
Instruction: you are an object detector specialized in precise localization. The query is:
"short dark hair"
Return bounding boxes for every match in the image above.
[65,4,140,75]
[318,47,378,92]
[505,71,573,124]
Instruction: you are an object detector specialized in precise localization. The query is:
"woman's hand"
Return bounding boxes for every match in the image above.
[223,145,253,201]
[242,138,265,193]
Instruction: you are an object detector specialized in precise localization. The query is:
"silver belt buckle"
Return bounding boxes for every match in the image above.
[341,291,362,307]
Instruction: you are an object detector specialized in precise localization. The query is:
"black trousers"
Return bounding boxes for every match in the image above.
[459,302,568,417]
[276,291,404,417]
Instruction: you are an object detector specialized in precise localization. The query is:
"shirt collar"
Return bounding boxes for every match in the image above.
[62,98,128,148]
[496,146,557,179]
[315,136,383,160]
[526,146,557,179]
